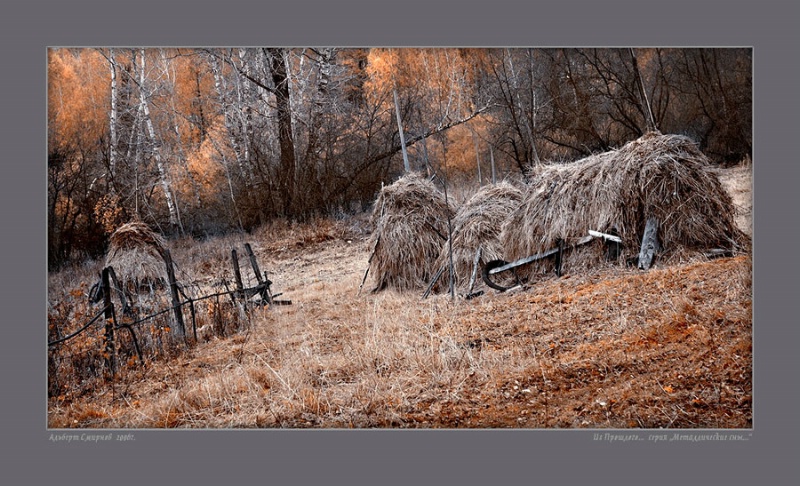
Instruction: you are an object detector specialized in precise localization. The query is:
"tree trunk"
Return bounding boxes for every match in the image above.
[489,144,497,184]
[210,52,250,185]
[630,48,657,132]
[161,49,202,210]
[108,48,118,192]
[138,49,181,233]
[393,89,411,173]
[267,48,297,217]
[506,49,540,166]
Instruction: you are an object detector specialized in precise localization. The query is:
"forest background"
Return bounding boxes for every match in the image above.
[48,47,751,269]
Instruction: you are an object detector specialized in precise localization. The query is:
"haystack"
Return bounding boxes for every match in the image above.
[500,132,748,280]
[104,221,169,293]
[368,173,456,292]
[430,182,523,294]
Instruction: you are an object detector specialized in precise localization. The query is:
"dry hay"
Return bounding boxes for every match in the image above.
[430,182,524,294]
[104,221,169,293]
[368,173,456,292]
[500,132,750,281]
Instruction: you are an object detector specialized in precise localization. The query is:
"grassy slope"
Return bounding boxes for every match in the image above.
[47,166,752,429]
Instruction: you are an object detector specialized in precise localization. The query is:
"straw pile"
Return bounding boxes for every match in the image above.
[104,221,169,292]
[431,182,523,293]
[500,132,748,280]
[368,173,456,292]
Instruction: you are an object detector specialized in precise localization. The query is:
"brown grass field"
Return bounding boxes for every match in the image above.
[47,164,752,429]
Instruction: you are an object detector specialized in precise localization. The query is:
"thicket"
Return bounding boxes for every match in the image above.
[48,48,752,269]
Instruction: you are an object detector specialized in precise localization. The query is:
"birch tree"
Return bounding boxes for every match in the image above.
[108,48,118,192]
[137,49,181,232]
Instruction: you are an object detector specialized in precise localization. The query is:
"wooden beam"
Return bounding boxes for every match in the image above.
[489,235,594,275]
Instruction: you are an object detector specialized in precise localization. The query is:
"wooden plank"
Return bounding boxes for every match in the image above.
[638,217,660,270]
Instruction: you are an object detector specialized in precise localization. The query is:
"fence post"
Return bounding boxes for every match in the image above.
[231,249,244,298]
[101,267,116,378]
[106,267,131,317]
[164,249,186,341]
[245,242,273,305]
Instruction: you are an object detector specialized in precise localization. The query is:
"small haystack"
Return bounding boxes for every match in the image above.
[430,182,523,294]
[500,132,748,280]
[368,173,456,292]
[104,221,169,293]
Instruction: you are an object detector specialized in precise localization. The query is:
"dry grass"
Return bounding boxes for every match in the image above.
[104,221,169,293]
[367,173,455,292]
[431,182,524,294]
[715,159,753,237]
[47,164,752,429]
[48,245,751,429]
[500,132,750,281]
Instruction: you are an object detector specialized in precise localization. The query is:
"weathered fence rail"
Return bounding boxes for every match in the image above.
[48,243,290,383]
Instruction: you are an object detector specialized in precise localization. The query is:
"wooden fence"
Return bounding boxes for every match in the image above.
[48,243,290,383]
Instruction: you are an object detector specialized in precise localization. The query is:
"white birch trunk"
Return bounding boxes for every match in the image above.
[210,53,249,181]
[470,127,482,186]
[489,144,497,184]
[393,89,410,173]
[108,48,118,188]
[138,49,180,231]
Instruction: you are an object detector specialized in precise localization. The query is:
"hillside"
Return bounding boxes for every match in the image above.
[46,165,752,429]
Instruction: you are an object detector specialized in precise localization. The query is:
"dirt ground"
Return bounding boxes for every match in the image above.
[47,165,752,429]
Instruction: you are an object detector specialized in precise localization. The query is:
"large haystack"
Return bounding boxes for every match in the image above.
[368,173,456,292]
[104,221,169,292]
[500,132,748,280]
[431,182,523,294]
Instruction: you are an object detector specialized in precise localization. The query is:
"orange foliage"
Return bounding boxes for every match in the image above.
[179,116,230,200]
[48,48,110,154]
[167,51,218,148]
[364,48,476,117]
